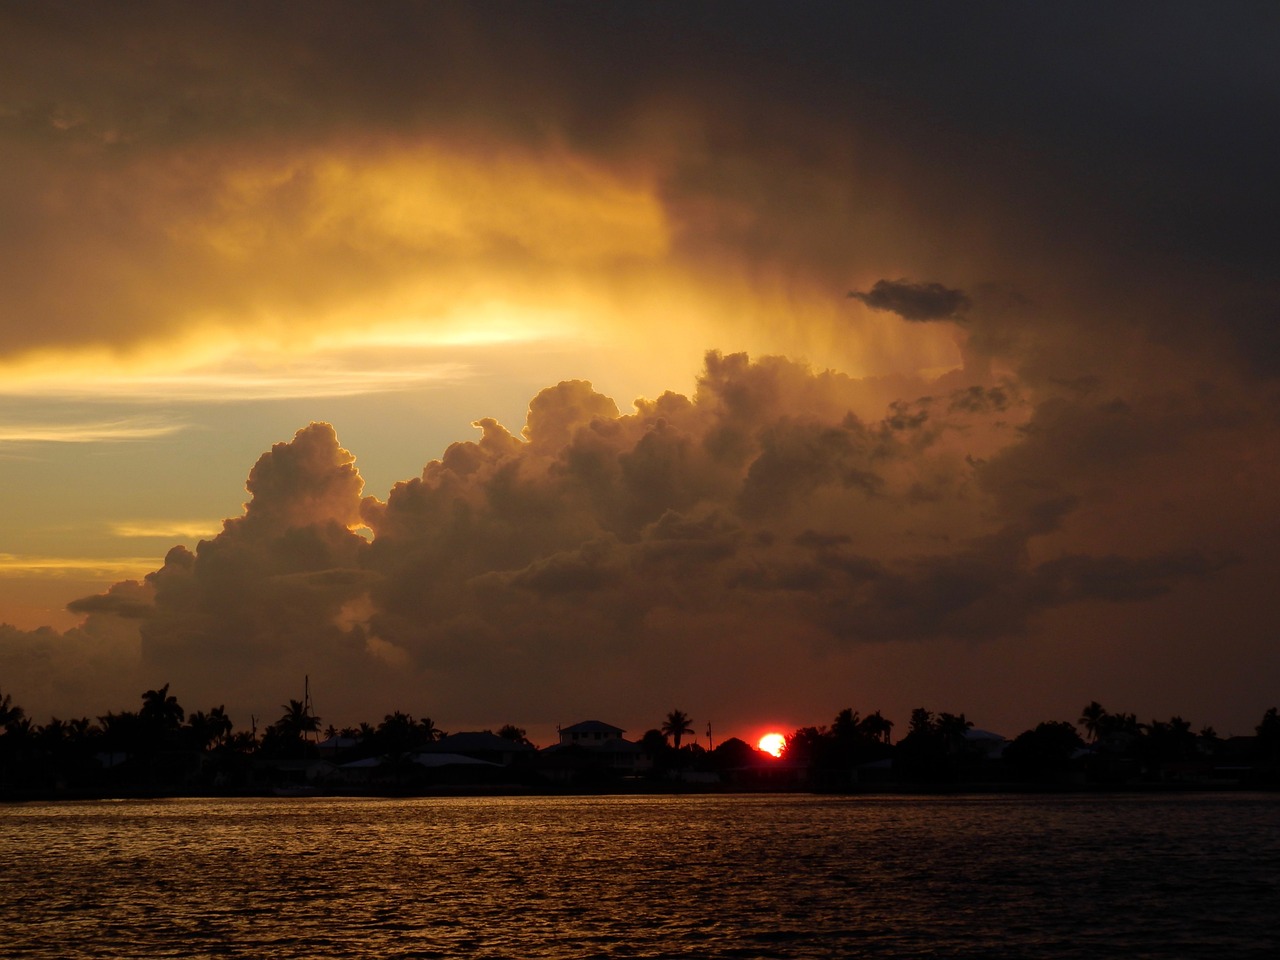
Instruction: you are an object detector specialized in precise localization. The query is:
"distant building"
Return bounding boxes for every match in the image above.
[557,720,625,746]
[421,731,536,767]
[964,728,1009,760]
[316,735,360,761]
[265,758,339,788]
[539,720,650,781]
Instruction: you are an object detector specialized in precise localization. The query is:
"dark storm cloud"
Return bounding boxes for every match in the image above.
[974,387,1256,534]
[1027,552,1227,606]
[3,3,1279,378]
[948,385,1010,415]
[848,280,971,323]
[756,519,1220,644]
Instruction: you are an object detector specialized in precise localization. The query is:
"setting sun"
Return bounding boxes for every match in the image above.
[757,732,786,758]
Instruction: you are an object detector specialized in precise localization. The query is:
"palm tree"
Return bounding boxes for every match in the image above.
[640,728,669,754]
[781,725,828,766]
[859,710,894,745]
[417,717,442,743]
[1111,712,1142,735]
[33,718,75,784]
[208,705,233,749]
[61,717,98,770]
[37,717,69,748]
[662,709,694,749]
[1,716,34,771]
[1078,701,1108,742]
[0,689,24,729]
[185,711,224,752]
[907,707,936,738]
[831,708,861,741]
[1168,716,1194,756]
[68,717,96,740]
[497,724,531,746]
[376,711,417,753]
[936,712,974,755]
[140,683,185,731]
[6,716,33,738]
[97,710,143,756]
[227,729,258,754]
[277,699,321,740]
[1257,707,1280,761]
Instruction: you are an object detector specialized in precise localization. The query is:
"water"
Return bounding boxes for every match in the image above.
[2,793,1277,958]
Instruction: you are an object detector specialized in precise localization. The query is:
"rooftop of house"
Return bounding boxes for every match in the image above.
[560,720,625,736]
[542,737,640,754]
[423,730,535,753]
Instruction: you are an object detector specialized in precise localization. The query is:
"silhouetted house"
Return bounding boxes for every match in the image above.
[337,752,505,788]
[1096,728,1142,757]
[538,720,650,783]
[412,753,502,771]
[421,731,536,767]
[1210,736,1265,784]
[1156,757,1217,784]
[265,758,338,789]
[558,720,625,746]
[591,737,647,774]
[333,755,383,786]
[93,751,129,770]
[1082,728,1144,783]
[317,735,360,761]
[964,728,1008,760]
[854,757,897,787]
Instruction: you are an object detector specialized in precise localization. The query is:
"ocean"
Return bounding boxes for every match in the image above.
[2,792,1277,958]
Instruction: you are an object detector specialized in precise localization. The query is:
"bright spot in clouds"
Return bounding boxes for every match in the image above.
[758,733,786,758]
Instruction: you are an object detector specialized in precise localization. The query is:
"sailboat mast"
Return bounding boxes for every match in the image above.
[304,674,317,747]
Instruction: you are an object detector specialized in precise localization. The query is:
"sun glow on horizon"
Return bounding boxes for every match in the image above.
[758,732,785,757]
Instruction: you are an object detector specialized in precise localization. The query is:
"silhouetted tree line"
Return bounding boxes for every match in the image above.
[778,708,895,790]
[777,701,1280,790]
[2,685,1279,799]
[0,684,456,797]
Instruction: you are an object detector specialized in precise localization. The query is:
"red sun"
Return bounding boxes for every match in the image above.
[757,732,785,757]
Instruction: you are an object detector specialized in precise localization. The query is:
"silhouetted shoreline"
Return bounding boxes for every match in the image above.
[3,687,1278,801]
[6,779,1279,805]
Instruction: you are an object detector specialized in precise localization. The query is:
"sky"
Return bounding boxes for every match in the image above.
[2,2,1279,748]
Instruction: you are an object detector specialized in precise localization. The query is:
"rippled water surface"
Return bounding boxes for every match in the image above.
[3,793,1278,958]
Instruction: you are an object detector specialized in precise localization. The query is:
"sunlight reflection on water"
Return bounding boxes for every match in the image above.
[2,793,1278,958]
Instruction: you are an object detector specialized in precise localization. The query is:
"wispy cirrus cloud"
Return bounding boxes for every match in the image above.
[0,348,476,403]
[0,553,160,577]
[110,521,221,540]
[0,418,183,443]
